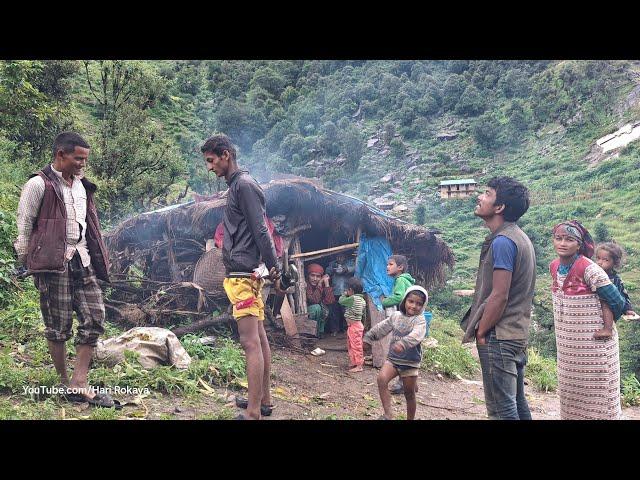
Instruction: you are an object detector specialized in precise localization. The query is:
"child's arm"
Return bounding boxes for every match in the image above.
[617,277,634,314]
[381,278,410,307]
[338,295,354,308]
[396,315,427,351]
[363,317,394,344]
[594,301,614,339]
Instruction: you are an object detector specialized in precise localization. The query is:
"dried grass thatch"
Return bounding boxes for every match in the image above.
[102,179,454,329]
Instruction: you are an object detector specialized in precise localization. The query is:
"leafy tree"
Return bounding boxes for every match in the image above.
[83,60,185,220]
[250,66,286,97]
[390,138,405,159]
[415,205,426,225]
[318,121,340,157]
[593,222,611,243]
[442,74,467,111]
[0,60,76,163]
[472,112,503,150]
[383,122,396,146]
[339,124,364,170]
[454,84,486,116]
[416,93,439,116]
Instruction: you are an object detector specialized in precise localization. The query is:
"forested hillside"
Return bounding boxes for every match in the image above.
[2,60,640,408]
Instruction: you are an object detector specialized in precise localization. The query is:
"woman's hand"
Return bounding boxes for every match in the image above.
[392,342,404,353]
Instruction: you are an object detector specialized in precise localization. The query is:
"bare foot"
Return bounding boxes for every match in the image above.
[593,328,613,339]
[349,366,364,373]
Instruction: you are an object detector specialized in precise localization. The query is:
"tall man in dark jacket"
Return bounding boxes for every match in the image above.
[461,177,536,420]
[201,134,281,420]
[14,132,116,408]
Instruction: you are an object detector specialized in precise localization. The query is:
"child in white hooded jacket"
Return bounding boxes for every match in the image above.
[363,285,428,420]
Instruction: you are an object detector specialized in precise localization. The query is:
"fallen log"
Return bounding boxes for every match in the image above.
[171,313,233,337]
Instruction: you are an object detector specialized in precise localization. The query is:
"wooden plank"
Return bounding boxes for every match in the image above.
[366,294,390,368]
[293,313,317,336]
[280,296,299,338]
[291,242,359,260]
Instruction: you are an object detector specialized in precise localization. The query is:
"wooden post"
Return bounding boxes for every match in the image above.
[291,236,307,315]
[354,226,362,271]
[366,294,390,368]
[163,232,181,282]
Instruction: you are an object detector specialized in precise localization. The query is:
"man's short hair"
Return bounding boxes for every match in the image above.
[52,132,90,158]
[389,254,408,272]
[487,176,530,222]
[347,277,363,294]
[201,133,237,161]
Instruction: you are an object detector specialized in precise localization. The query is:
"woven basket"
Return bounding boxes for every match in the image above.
[192,248,227,294]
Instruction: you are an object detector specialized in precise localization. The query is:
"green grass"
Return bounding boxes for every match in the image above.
[88,406,121,420]
[622,373,640,407]
[0,397,59,420]
[525,348,558,392]
[421,308,479,379]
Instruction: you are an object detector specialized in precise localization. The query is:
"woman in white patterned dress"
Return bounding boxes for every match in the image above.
[550,221,626,420]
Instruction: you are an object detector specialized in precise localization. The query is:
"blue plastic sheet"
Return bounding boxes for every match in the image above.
[355,233,394,311]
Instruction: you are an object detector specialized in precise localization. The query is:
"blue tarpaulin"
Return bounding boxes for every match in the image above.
[355,233,394,311]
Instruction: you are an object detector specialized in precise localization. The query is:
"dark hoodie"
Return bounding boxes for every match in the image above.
[364,285,428,369]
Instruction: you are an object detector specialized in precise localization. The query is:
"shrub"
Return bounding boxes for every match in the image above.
[526,348,558,392]
[622,374,640,407]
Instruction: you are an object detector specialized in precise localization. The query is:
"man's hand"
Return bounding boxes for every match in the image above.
[269,266,281,282]
[322,274,330,287]
[392,342,404,353]
[476,334,487,346]
[13,265,28,279]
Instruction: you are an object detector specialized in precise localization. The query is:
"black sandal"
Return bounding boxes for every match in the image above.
[234,396,274,416]
[87,393,123,410]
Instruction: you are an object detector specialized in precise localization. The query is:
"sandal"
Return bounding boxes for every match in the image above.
[64,387,122,410]
[87,392,123,410]
[234,396,274,416]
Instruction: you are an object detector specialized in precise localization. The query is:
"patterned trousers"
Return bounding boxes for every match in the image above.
[34,253,105,346]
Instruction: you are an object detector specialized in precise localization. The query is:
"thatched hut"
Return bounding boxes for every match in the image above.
[103,179,454,357]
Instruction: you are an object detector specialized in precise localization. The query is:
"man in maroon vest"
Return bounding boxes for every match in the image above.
[14,132,116,408]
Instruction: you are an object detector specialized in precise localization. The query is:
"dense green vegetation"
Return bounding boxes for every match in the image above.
[2,60,640,417]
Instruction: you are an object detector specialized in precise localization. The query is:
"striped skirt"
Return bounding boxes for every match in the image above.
[552,291,621,420]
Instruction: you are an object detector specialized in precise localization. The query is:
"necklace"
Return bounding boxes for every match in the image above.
[558,254,580,275]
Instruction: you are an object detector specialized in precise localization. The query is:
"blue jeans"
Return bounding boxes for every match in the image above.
[476,329,531,420]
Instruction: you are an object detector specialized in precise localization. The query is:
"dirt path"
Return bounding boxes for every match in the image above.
[135,333,640,420]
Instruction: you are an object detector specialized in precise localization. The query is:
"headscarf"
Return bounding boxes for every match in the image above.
[552,220,595,258]
[306,263,324,275]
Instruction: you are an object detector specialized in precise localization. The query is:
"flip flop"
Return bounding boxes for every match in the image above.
[87,392,123,410]
[62,387,89,404]
[235,396,274,416]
